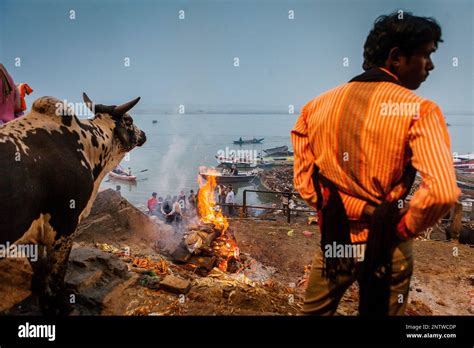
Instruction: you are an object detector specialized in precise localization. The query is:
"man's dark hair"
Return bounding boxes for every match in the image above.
[363,11,443,70]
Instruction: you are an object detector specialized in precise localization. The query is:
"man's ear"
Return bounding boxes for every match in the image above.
[387,47,402,68]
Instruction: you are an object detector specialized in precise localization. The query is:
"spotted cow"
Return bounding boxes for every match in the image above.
[0,93,146,314]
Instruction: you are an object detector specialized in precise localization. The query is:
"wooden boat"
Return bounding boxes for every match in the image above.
[263,145,289,156]
[262,145,293,157]
[109,170,137,182]
[199,170,259,184]
[215,155,258,168]
[233,137,264,145]
[454,158,474,173]
[258,156,294,168]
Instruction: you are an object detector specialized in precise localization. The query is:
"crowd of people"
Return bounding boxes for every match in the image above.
[147,190,197,227]
[221,164,239,175]
[217,184,235,216]
[146,184,236,227]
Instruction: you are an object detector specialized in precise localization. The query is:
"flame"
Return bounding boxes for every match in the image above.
[213,235,240,272]
[197,167,229,233]
[197,167,240,272]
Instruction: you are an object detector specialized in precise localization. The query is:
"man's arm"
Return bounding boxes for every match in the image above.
[291,103,368,220]
[169,204,176,215]
[403,103,460,235]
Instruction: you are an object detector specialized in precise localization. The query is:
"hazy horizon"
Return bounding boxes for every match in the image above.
[1,0,472,117]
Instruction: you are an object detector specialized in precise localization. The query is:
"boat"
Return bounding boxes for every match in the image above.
[152,120,158,124]
[262,145,294,157]
[258,156,294,168]
[453,153,474,161]
[266,150,294,157]
[109,171,137,181]
[215,155,258,168]
[454,158,474,173]
[109,168,137,182]
[199,169,260,184]
[233,137,264,145]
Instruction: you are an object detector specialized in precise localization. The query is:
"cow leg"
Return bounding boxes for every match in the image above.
[28,244,47,293]
[40,237,73,315]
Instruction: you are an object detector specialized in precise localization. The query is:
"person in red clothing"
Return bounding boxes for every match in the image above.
[0,63,19,124]
[147,192,158,215]
[292,12,459,316]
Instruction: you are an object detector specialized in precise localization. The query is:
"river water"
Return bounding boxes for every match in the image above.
[100,112,473,207]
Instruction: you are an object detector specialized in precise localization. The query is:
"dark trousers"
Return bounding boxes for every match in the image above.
[303,239,413,315]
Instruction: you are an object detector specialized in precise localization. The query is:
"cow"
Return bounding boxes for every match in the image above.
[0,93,146,314]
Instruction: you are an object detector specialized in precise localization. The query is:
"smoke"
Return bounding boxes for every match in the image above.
[151,217,182,255]
[155,134,189,196]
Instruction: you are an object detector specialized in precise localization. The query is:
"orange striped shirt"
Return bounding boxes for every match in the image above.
[291,69,460,243]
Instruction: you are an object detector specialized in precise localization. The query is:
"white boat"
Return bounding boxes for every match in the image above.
[109,168,137,181]
[199,168,261,183]
[215,155,258,168]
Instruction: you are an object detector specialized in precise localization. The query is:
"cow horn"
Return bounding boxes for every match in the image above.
[114,97,141,115]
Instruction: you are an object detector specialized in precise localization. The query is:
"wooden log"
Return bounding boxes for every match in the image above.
[188,255,217,271]
[188,226,215,234]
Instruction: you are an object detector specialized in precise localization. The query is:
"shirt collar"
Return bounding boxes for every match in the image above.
[349,67,401,85]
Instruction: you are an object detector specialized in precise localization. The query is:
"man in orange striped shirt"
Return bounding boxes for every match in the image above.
[292,12,460,315]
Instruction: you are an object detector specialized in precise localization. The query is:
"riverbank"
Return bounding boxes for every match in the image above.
[0,189,472,315]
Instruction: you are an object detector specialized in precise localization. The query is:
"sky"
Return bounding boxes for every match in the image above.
[0,0,473,115]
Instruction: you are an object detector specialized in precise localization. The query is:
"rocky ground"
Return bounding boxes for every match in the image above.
[0,189,472,316]
[259,166,294,193]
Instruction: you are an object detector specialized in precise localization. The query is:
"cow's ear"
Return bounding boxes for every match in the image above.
[83,92,117,118]
[83,93,94,112]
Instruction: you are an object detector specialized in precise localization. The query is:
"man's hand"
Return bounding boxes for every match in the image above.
[362,204,376,218]
[362,204,415,239]
[396,215,414,240]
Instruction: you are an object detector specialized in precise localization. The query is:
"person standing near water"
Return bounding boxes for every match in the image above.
[292,12,459,316]
[188,190,196,211]
[178,190,186,213]
[225,185,235,216]
[147,192,158,215]
[218,184,227,213]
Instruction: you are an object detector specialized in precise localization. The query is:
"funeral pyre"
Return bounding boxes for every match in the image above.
[176,170,241,274]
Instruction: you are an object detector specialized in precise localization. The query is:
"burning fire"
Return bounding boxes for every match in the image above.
[212,236,240,272]
[197,167,239,272]
[197,167,229,233]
